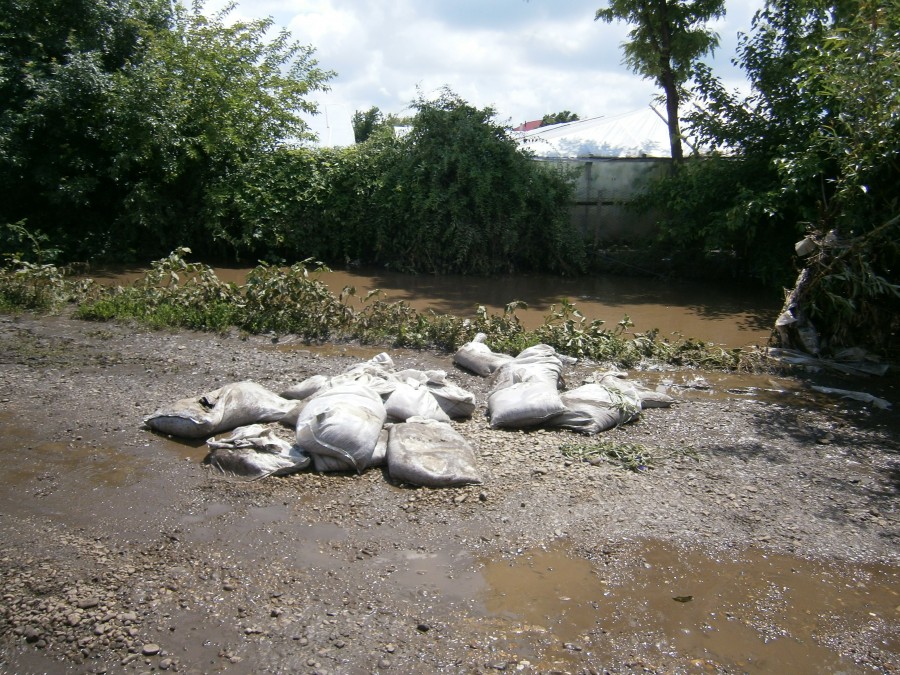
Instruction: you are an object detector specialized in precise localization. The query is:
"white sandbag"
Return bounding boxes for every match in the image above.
[492,354,564,391]
[597,374,643,410]
[280,375,329,400]
[369,428,389,468]
[387,418,482,487]
[517,343,577,366]
[295,384,387,473]
[384,381,451,423]
[453,339,513,377]
[391,368,477,419]
[145,381,298,439]
[551,384,638,435]
[595,371,675,409]
[206,424,310,478]
[426,380,477,419]
[636,388,677,409]
[487,382,568,429]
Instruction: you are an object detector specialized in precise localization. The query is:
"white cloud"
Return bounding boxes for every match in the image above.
[204,0,764,146]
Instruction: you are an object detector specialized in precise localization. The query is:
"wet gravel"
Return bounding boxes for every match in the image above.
[0,311,898,674]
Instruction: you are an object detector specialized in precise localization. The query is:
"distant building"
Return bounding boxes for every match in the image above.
[512,107,677,158]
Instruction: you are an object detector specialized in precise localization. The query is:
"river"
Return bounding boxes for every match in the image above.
[99,266,781,348]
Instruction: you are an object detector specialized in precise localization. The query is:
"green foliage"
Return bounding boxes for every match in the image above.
[6,250,757,369]
[0,0,333,262]
[378,89,585,274]
[541,111,580,126]
[351,106,383,143]
[595,0,725,161]
[648,0,899,355]
[561,439,699,472]
[217,89,582,275]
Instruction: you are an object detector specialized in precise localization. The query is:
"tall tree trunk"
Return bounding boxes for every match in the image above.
[660,68,683,162]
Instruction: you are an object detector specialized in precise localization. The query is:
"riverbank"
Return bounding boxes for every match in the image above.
[1,311,898,673]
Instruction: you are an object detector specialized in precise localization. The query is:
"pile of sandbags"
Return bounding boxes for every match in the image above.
[453,337,675,434]
[144,353,481,486]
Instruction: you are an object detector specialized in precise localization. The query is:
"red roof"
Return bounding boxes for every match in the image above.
[513,120,543,132]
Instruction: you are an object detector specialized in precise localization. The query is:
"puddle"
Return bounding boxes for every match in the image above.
[473,540,899,672]
[0,415,146,490]
[634,370,897,412]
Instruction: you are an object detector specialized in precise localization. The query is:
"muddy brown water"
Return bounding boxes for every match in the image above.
[95,266,779,347]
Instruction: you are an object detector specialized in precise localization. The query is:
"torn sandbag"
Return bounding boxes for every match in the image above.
[551,384,640,435]
[384,380,451,423]
[144,381,299,439]
[387,417,482,487]
[206,424,310,478]
[488,381,568,429]
[453,333,513,376]
[295,383,387,473]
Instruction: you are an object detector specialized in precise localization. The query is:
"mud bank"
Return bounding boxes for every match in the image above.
[0,312,898,674]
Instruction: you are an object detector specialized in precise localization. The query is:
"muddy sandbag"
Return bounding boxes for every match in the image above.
[280,375,330,400]
[551,384,639,435]
[387,418,482,487]
[384,381,451,423]
[145,381,299,439]
[206,424,310,478]
[295,384,387,473]
[487,382,568,429]
[453,333,513,377]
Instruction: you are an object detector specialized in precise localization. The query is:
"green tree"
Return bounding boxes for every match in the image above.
[595,0,724,161]
[378,89,583,274]
[541,111,580,126]
[0,0,334,261]
[351,106,383,143]
[654,0,899,353]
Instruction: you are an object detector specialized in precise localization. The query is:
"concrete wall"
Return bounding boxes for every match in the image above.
[536,157,670,244]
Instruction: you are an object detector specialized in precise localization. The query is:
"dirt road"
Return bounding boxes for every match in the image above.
[1,312,897,674]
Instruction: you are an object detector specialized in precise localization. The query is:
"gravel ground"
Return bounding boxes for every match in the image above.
[0,311,898,674]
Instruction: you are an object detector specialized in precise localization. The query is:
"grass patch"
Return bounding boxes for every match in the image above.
[561,439,700,472]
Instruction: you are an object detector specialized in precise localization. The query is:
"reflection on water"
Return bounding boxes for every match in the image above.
[94,266,781,348]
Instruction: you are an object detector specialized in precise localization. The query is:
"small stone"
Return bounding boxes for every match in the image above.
[24,627,42,643]
[378,658,392,668]
[77,598,100,610]
[67,613,81,627]
[159,657,173,670]
[141,643,160,656]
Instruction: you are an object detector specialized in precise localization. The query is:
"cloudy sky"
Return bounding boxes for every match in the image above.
[207,0,764,146]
